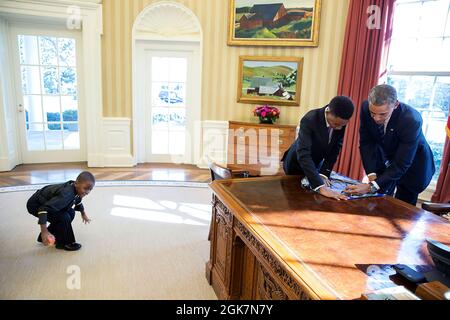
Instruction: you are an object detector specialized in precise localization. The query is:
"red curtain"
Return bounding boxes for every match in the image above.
[431,125,450,203]
[334,0,396,180]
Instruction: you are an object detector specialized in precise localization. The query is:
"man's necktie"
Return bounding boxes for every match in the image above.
[377,124,385,140]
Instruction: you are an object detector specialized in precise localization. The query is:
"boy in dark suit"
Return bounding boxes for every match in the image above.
[345,84,435,205]
[26,171,95,251]
[282,96,355,200]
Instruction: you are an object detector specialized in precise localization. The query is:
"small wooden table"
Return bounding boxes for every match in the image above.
[206,176,450,300]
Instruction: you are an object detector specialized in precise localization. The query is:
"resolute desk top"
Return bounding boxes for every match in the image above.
[210,176,450,300]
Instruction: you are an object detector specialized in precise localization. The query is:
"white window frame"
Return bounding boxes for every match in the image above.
[0,0,103,167]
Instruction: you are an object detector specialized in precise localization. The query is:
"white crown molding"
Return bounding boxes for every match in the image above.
[1,0,102,10]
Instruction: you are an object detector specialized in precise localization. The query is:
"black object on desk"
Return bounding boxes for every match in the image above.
[427,239,450,276]
[392,264,426,284]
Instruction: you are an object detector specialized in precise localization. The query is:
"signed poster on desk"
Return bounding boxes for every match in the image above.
[300,173,386,200]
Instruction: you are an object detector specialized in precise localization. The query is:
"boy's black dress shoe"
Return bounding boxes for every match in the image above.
[56,243,82,251]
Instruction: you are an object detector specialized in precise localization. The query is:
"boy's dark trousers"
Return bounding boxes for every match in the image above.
[27,200,76,246]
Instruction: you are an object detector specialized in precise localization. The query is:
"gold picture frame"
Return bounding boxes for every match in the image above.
[228,0,322,47]
[237,56,303,107]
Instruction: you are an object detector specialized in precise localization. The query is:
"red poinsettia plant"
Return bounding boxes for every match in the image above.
[252,105,280,124]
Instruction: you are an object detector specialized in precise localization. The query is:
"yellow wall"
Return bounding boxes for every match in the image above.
[102,0,349,125]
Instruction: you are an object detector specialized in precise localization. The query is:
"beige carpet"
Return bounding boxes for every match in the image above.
[0,184,217,300]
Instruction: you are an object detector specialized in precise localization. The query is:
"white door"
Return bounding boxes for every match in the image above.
[139,44,200,164]
[10,24,86,164]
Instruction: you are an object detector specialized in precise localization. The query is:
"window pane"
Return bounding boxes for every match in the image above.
[41,67,59,94]
[60,67,77,95]
[169,131,185,155]
[43,95,61,122]
[418,0,449,37]
[45,127,63,150]
[27,123,45,151]
[152,107,169,130]
[440,39,450,70]
[21,66,41,94]
[387,75,434,110]
[152,82,170,106]
[169,58,187,82]
[446,10,450,36]
[18,35,39,65]
[168,83,186,107]
[152,131,169,154]
[429,140,446,181]
[423,118,447,144]
[61,96,78,121]
[392,2,421,38]
[169,108,186,129]
[47,122,61,130]
[58,38,76,67]
[63,123,80,150]
[413,38,443,71]
[152,57,169,82]
[24,95,43,123]
[39,36,58,66]
[434,76,450,113]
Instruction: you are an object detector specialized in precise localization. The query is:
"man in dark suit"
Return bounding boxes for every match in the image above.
[345,84,435,206]
[282,96,355,200]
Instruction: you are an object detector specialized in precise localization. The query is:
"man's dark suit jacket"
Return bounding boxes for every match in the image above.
[359,101,435,194]
[282,106,346,189]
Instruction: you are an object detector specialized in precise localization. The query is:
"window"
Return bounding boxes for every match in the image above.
[150,56,187,156]
[386,0,450,182]
[18,35,80,151]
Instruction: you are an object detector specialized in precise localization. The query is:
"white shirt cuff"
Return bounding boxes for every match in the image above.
[370,181,380,191]
[314,184,325,192]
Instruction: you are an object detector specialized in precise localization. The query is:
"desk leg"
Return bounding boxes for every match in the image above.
[206,196,234,299]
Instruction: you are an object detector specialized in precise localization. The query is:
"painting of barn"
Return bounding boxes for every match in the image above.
[229,0,321,47]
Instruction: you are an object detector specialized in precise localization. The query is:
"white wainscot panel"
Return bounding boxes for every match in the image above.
[102,118,133,167]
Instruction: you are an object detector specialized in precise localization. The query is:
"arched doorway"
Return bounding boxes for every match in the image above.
[132,1,203,165]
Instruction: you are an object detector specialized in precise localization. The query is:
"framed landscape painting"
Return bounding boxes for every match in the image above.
[237,56,303,106]
[228,0,321,47]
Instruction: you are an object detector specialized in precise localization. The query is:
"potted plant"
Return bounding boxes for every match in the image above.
[252,105,280,124]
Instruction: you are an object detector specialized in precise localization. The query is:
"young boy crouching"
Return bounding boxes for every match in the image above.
[26,171,95,251]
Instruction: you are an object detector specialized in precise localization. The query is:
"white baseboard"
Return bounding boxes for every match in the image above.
[87,153,104,167]
[103,154,135,167]
[0,156,16,172]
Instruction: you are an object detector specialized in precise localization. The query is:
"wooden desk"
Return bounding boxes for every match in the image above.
[205,176,450,300]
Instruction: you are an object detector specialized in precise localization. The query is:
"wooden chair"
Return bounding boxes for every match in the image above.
[422,202,450,222]
[209,161,249,181]
[207,160,249,240]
